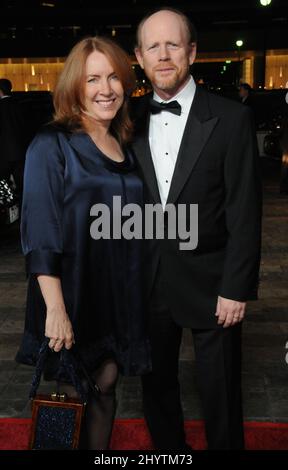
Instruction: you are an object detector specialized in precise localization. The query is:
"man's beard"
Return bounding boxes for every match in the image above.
[152,70,180,92]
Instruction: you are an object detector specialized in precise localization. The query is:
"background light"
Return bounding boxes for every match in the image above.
[260,0,272,6]
[236,40,243,47]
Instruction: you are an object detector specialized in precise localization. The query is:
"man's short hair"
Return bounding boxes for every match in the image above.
[136,6,197,48]
[0,78,12,95]
[239,83,252,91]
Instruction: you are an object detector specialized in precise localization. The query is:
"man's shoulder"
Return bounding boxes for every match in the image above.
[0,96,18,110]
[130,93,152,121]
[201,88,247,116]
[131,93,152,106]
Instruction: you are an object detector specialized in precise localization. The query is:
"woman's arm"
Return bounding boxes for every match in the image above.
[37,275,74,352]
[21,131,73,352]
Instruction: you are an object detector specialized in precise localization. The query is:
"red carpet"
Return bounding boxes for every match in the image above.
[0,418,288,450]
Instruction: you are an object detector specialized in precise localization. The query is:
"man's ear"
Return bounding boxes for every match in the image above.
[134,47,144,69]
[188,43,197,66]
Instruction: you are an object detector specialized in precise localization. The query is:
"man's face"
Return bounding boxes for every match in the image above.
[239,87,248,99]
[135,11,196,99]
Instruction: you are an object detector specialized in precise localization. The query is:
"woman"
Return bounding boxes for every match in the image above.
[16,36,151,449]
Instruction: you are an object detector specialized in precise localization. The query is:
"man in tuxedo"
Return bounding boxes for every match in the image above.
[239,83,253,105]
[0,78,27,196]
[132,7,262,450]
[239,82,257,121]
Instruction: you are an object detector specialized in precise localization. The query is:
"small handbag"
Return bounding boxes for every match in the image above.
[29,339,99,450]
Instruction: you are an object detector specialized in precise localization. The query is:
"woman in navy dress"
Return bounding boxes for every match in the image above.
[16,36,151,449]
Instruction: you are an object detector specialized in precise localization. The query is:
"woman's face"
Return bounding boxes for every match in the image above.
[83,50,124,124]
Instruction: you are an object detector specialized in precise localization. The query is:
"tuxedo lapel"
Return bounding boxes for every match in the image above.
[133,134,161,204]
[132,87,218,206]
[132,96,161,204]
[166,86,219,205]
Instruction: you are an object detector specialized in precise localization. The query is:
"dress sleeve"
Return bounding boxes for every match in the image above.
[21,130,65,276]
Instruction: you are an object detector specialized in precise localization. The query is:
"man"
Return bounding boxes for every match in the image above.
[238,82,256,121]
[239,82,253,105]
[132,8,262,450]
[0,78,27,196]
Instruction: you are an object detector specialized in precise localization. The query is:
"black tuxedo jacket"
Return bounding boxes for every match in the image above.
[0,96,27,177]
[131,86,262,329]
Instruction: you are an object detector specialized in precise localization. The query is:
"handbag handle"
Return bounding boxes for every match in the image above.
[72,348,101,398]
[29,338,97,403]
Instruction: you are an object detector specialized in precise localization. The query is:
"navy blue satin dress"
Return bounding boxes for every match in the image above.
[16,125,151,378]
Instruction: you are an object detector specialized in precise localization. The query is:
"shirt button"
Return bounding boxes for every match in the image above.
[165,123,168,126]
[165,180,169,183]
[165,152,168,155]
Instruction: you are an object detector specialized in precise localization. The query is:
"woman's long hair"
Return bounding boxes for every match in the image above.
[53,36,136,144]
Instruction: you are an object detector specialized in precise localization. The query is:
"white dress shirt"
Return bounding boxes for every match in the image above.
[149,75,196,207]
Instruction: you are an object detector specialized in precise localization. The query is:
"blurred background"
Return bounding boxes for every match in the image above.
[0,0,287,159]
[0,1,288,428]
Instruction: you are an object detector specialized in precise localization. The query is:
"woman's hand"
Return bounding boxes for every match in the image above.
[37,275,75,352]
[45,305,75,352]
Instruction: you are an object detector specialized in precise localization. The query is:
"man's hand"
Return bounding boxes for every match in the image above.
[215,296,246,328]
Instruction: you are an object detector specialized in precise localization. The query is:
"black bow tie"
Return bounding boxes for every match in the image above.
[150,98,182,116]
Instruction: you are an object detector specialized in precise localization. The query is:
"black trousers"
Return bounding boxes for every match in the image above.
[141,268,244,450]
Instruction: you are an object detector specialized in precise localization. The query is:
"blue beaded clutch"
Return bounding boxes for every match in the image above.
[29,393,85,449]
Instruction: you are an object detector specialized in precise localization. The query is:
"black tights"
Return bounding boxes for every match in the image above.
[58,359,118,450]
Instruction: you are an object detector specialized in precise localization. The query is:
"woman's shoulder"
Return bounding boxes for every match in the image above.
[26,123,73,168]
[28,122,72,154]
[33,122,71,142]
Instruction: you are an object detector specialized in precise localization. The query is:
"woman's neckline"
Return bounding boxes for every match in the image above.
[86,133,126,165]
